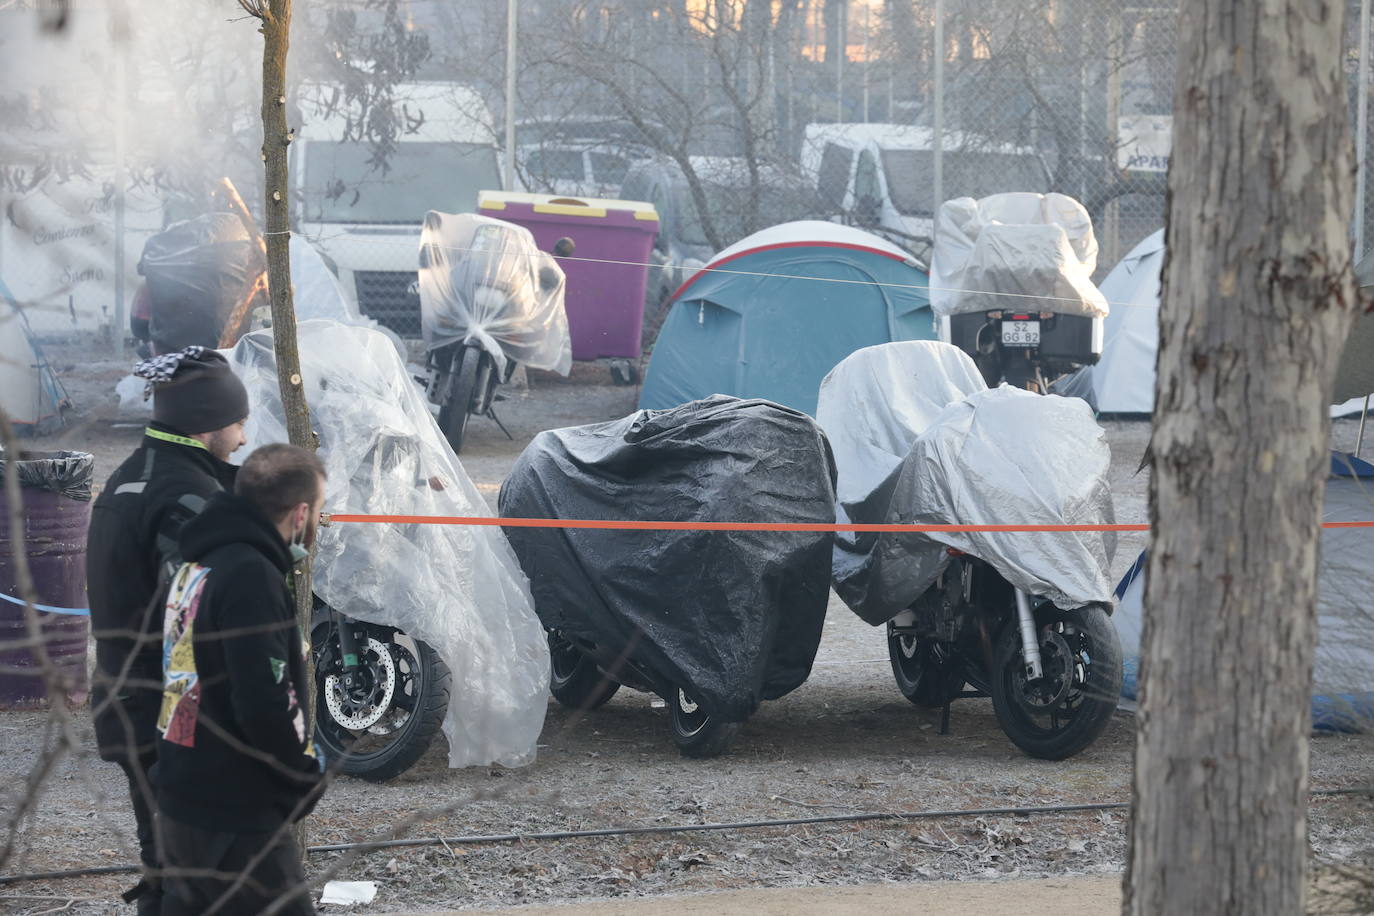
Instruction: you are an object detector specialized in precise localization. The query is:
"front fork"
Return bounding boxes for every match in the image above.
[331,608,364,687]
[1015,589,1044,680]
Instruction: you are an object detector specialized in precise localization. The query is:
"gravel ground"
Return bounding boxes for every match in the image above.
[2,352,1372,914]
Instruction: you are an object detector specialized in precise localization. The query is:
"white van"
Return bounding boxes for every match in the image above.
[293,82,503,338]
[800,123,1050,259]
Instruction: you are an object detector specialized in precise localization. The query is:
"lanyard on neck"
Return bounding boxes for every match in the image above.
[144,427,208,452]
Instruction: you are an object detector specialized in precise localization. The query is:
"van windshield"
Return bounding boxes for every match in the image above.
[302,141,501,224]
[881,149,1049,216]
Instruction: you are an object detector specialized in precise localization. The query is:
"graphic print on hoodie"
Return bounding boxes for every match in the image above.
[158,563,213,747]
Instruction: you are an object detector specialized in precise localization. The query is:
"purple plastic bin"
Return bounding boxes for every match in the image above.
[0,451,93,709]
[478,192,659,362]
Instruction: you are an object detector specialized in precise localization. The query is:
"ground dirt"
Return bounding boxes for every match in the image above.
[2,357,1372,915]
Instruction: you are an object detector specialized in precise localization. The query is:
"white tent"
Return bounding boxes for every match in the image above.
[1083,230,1162,414]
[0,299,66,436]
[1074,230,1372,417]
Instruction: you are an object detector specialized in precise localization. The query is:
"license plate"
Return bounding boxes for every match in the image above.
[1001,320,1040,347]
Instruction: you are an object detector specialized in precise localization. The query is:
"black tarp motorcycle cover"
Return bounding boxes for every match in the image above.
[498,396,837,722]
[139,213,264,352]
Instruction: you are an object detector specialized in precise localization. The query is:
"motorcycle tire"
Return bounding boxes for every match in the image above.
[547,632,620,711]
[989,602,1122,761]
[311,614,452,782]
[669,687,741,759]
[438,347,483,455]
[887,626,965,708]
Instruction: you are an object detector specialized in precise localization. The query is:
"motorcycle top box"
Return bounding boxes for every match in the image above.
[929,193,1108,390]
[499,395,837,758]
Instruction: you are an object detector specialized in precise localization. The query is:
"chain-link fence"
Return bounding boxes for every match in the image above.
[3,0,1374,346]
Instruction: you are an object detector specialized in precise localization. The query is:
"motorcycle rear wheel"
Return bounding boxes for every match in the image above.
[990,602,1122,761]
[312,614,451,781]
[887,626,965,708]
[669,688,741,759]
[547,632,620,711]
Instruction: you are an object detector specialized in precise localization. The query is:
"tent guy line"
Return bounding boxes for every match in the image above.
[304,232,1164,312]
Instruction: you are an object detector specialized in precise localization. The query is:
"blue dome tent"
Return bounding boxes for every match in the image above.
[639,222,935,416]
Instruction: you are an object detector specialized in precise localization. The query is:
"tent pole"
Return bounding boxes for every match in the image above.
[1359,394,1370,457]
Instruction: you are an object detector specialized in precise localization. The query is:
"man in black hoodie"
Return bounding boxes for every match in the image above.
[155,443,327,916]
[85,346,248,915]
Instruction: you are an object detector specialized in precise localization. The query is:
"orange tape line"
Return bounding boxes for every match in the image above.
[325,514,1374,533]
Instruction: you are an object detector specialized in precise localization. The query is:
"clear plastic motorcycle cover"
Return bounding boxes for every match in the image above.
[228,320,550,768]
[418,211,572,375]
[818,341,1115,625]
[928,192,1108,319]
[498,396,837,722]
[139,213,265,352]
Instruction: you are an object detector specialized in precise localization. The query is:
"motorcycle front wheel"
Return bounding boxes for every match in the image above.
[990,602,1122,761]
[438,346,484,455]
[669,688,740,759]
[312,614,451,781]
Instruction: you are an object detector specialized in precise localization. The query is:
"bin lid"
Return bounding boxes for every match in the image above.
[477,190,659,225]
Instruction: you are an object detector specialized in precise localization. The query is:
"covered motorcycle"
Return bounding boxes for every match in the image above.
[418,210,571,374]
[419,211,571,454]
[929,193,1108,389]
[499,395,836,757]
[817,341,1121,760]
[140,213,265,353]
[229,320,549,778]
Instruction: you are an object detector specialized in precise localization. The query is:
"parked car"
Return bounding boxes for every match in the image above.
[292,81,503,339]
[800,123,1051,259]
[516,140,650,199]
[620,156,819,308]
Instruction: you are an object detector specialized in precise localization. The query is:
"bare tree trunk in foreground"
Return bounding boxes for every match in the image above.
[1125,2,1358,914]
[240,0,316,857]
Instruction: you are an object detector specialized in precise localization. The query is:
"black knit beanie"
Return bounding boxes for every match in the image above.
[134,346,250,434]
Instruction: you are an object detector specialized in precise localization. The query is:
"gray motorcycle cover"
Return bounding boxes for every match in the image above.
[818,341,1116,625]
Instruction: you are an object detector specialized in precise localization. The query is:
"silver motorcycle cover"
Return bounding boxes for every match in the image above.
[229,320,550,768]
[818,340,1116,624]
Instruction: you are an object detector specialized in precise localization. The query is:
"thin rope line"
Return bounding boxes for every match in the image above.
[296,231,1155,311]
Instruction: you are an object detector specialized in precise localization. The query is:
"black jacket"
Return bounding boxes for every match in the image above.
[86,422,238,761]
[154,492,323,833]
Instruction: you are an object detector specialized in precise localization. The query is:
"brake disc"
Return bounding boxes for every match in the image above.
[324,636,397,730]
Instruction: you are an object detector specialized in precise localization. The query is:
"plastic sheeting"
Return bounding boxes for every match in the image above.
[228,320,549,768]
[929,193,1108,319]
[418,211,571,375]
[139,213,265,352]
[818,342,1115,625]
[1115,475,1374,732]
[498,396,837,722]
[0,450,93,501]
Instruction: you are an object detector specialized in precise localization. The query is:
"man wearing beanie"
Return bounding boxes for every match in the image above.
[86,345,250,915]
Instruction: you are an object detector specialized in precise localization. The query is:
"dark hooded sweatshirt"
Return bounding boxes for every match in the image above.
[86,422,238,761]
[153,492,323,833]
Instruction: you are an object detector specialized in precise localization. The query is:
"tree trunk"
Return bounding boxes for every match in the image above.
[1124,2,1357,914]
[256,0,317,856]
